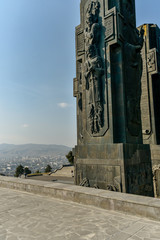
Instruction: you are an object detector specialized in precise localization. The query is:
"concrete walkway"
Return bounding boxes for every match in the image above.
[27,175,74,185]
[0,187,160,240]
[1,176,160,221]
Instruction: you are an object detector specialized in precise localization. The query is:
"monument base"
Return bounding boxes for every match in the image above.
[74,143,154,197]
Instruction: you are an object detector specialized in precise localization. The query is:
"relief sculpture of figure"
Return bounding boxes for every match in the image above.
[85,9,100,48]
[84,1,104,134]
[125,27,144,136]
[85,45,104,133]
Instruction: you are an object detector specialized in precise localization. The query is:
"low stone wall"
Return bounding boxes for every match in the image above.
[0,176,160,221]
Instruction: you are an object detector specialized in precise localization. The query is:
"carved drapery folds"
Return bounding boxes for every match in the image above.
[85,1,104,135]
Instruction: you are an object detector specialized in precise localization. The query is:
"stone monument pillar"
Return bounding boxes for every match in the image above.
[139,24,160,197]
[73,0,154,196]
[140,24,160,145]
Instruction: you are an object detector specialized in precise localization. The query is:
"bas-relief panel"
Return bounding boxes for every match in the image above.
[82,0,109,137]
[76,28,84,142]
[80,0,143,139]
[104,14,114,39]
[76,163,121,191]
[124,28,144,137]
[126,163,153,196]
[147,50,157,73]
[77,32,85,57]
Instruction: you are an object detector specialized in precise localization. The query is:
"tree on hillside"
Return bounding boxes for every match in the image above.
[24,167,31,175]
[45,164,52,173]
[15,165,24,177]
[66,151,74,165]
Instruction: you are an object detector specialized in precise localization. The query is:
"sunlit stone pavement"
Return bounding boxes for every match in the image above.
[0,187,160,240]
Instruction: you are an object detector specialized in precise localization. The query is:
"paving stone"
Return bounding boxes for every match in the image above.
[122,222,145,235]
[150,233,160,238]
[109,231,131,240]
[0,187,160,239]
[128,236,142,240]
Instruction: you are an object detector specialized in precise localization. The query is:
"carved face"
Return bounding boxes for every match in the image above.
[92,1,100,22]
[86,1,100,26]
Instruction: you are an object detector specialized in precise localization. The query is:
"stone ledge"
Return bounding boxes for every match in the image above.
[0,176,160,221]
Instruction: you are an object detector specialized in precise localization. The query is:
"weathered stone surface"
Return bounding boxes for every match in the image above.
[139,24,160,145]
[73,0,154,196]
[1,186,160,240]
[138,24,160,197]
[75,143,153,196]
[0,176,159,221]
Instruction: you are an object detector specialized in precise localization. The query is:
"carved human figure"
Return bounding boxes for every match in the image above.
[84,1,104,134]
[125,28,144,136]
[85,45,103,103]
[85,45,104,134]
[85,6,100,50]
[85,1,101,53]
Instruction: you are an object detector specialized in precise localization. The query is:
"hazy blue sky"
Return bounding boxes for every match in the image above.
[0,0,159,147]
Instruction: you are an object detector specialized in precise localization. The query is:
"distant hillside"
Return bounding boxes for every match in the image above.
[0,144,71,158]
